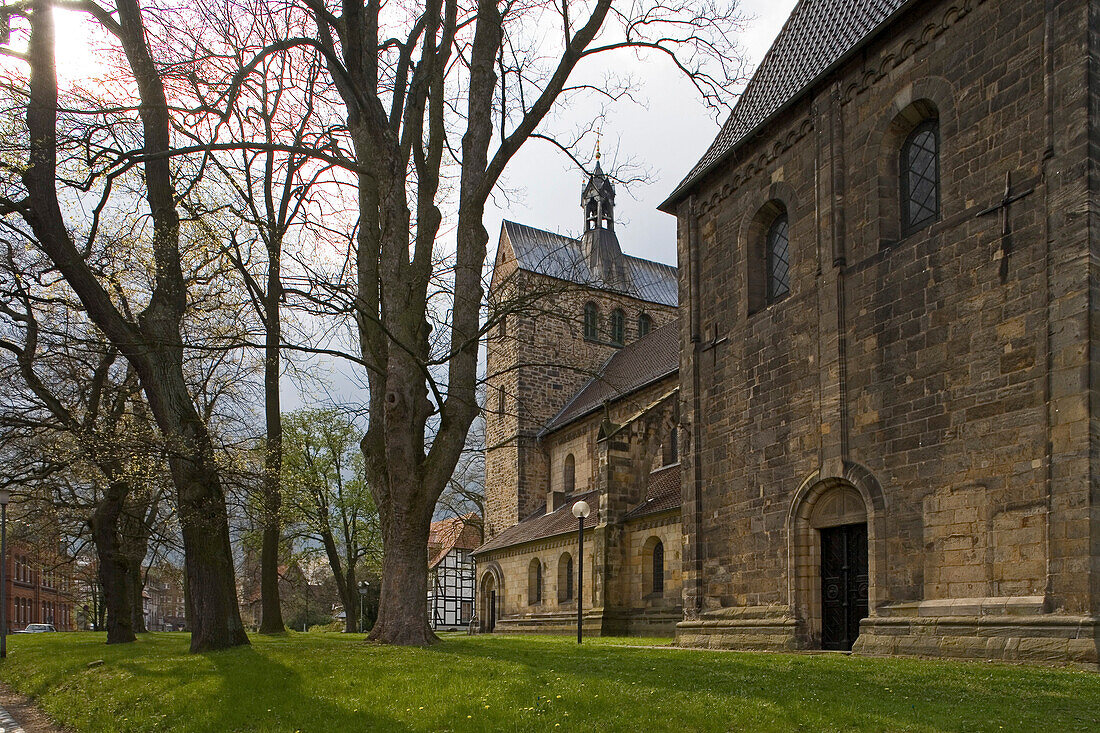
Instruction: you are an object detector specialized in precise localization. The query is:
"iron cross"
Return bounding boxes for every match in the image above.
[700,322,728,367]
[977,171,1035,279]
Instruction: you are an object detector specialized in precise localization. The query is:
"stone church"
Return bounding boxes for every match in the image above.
[473,161,685,636]
[476,0,1100,664]
[660,0,1099,663]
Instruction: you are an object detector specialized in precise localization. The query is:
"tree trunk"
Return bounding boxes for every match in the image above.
[367,497,434,645]
[90,490,135,645]
[343,565,359,634]
[259,262,285,634]
[130,563,147,633]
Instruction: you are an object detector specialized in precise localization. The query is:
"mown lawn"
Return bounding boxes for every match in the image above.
[0,631,1097,732]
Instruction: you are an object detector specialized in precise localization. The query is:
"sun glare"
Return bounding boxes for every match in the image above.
[52,8,106,83]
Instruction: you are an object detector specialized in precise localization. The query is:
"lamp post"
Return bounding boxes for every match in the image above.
[571,500,591,644]
[0,487,9,658]
[357,580,369,633]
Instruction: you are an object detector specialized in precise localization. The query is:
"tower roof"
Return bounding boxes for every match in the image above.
[500,220,678,306]
[661,0,913,210]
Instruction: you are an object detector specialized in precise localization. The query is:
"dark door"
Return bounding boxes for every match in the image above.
[820,522,869,651]
[488,590,496,632]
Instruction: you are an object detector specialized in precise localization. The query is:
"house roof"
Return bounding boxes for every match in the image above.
[473,490,601,555]
[661,0,913,209]
[622,464,682,521]
[502,220,678,307]
[541,319,680,435]
[428,514,482,570]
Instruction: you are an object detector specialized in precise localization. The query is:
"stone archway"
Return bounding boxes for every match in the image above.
[479,564,503,633]
[787,467,885,650]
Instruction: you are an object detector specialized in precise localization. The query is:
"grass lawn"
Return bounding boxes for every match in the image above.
[0,632,1097,732]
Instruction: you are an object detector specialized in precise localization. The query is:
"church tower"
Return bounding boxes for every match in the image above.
[482,157,679,539]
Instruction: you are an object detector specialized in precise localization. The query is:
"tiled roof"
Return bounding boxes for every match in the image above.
[622,464,682,521]
[473,490,600,555]
[428,514,482,569]
[503,220,678,307]
[662,0,912,208]
[541,320,679,435]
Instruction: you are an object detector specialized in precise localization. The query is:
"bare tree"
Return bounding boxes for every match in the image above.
[277,0,744,644]
[0,0,248,650]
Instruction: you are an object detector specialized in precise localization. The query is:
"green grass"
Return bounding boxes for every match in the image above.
[0,632,1097,732]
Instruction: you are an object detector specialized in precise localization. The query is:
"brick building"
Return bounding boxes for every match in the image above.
[474,160,684,635]
[660,0,1100,663]
[4,541,75,632]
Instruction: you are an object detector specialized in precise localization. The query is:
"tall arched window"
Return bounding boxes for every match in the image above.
[563,453,575,493]
[638,313,652,338]
[610,309,625,346]
[652,541,664,594]
[583,302,599,341]
[766,213,790,304]
[558,553,574,602]
[528,558,542,605]
[900,118,940,235]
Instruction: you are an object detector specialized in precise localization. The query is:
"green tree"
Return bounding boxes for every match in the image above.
[283,408,381,633]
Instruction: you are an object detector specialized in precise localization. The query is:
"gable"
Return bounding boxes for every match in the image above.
[661,0,913,210]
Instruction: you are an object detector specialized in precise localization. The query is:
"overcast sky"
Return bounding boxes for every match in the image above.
[483,0,799,267]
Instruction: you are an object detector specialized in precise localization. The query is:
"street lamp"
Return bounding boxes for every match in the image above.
[0,487,9,658]
[571,500,591,644]
[357,580,370,633]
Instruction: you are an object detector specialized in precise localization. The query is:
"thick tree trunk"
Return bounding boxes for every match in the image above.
[130,565,147,633]
[90,492,135,645]
[368,498,435,645]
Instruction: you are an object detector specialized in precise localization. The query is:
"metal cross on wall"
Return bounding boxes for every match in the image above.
[977,171,1035,281]
[700,322,728,367]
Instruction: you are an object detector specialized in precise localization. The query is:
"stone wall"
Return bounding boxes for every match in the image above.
[674,0,1099,663]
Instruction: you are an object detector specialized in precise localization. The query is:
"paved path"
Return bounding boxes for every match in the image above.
[0,685,58,733]
[0,704,24,733]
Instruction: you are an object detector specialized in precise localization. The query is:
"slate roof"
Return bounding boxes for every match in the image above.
[473,490,601,555]
[503,220,678,307]
[622,464,682,522]
[428,514,482,570]
[661,0,913,209]
[541,319,680,436]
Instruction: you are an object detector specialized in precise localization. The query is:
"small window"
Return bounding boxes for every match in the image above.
[496,385,505,415]
[610,309,625,346]
[652,541,664,594]
[663,425,678,466]
[766,214,790,304]
[900,119,940,235]
[638,313,652,338]
[460,601,472,623]
[583,302,599,341]
[563,454,575,493]
[558,553,574,603]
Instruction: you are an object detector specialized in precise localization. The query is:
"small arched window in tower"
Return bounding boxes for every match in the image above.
[563,453,575,493]
[496,385,505,415]
[652,540,664,595]
[638,313,652,338]
[586,199,599,231]
[583,302,599,341]
[558,553,574,603]
[900,118,940,235]
[766,213,790,304]
[610,309,625,346]
[528,558,542,605]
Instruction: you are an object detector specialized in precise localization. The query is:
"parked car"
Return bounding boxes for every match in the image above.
[16,624,56,633]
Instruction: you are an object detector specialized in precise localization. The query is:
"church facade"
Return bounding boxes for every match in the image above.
[473,163,684,636]
[661,0,1100,663]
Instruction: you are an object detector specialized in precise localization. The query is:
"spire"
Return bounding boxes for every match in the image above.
[580,143,625,288]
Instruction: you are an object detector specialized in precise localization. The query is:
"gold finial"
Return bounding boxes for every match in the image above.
[595,131,601,161]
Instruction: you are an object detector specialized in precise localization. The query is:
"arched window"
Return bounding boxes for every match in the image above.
[563,454,575,493]
[766,213,790,304]
[558,553,574,602]
[583,302,599,341]
[586,199,599,231]
[900,118,940,235]
[528,558,542,605]
[638,313,652,338]
[610,309,625,346]
[652,540,664,594]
